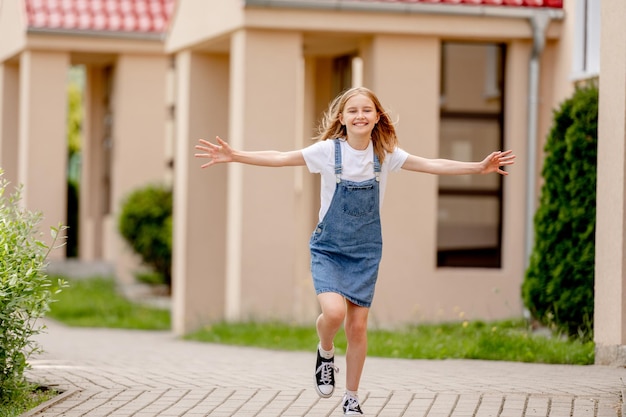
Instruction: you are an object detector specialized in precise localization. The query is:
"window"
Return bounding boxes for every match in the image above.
[437,42,506,268]
[332,55,353,93]
[572,0,600,79]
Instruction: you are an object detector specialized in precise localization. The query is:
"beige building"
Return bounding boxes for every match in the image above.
[0,0,624,365]
[166,0,568,334]
[0,0,175,283]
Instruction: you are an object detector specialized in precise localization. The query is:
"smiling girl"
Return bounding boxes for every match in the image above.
[195,86,515,416]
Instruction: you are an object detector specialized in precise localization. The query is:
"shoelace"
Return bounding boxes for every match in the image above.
[344,395,361,412]
[316,361,339,385]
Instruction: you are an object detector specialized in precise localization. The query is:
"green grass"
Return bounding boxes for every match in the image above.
[186,320,594,365]
[0,385,58,417]
[47,277,170,330]
[46,276,594,364]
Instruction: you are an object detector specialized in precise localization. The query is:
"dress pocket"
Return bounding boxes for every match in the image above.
[341,184,376,217]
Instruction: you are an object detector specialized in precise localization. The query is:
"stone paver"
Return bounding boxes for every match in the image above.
[24,319,626,416]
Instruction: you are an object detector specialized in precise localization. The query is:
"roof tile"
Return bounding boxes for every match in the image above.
[24,0,176,33]
[24,0,563,35]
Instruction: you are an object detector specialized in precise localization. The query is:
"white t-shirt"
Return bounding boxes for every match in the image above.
[302,138,409,222]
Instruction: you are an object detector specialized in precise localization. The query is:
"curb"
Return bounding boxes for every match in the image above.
[20,388,80,417]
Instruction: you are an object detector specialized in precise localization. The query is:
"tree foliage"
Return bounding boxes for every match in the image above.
[522,83,598,341]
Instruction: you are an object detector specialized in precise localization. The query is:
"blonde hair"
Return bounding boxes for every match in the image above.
[314,87,398,164]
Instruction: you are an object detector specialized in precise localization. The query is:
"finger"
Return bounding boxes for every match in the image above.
[216,136,228,147]
[194,153,213,158]
[197,138,213,146]
[200,161,214,169]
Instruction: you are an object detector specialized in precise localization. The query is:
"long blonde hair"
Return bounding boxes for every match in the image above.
[314,87,398,164]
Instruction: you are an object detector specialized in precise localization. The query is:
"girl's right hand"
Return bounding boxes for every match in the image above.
[194,136,233,168]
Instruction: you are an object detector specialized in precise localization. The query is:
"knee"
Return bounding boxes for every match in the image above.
[321,305,346,327]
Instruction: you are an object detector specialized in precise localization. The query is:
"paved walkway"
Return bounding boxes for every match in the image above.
[24,319,626,416]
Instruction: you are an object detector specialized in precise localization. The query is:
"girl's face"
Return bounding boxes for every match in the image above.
[339,93,380,138]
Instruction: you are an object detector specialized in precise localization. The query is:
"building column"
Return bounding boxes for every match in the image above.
[360,35,442,321]
[595,0,626,366]
[226,28,303,321]
[0,62,19,186]
[172,50,229,335]
[79,65,109,261]
[107,54,168,284]
[18,51,69,258]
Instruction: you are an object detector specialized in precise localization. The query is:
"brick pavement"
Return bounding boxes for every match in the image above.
[24,319,626,416]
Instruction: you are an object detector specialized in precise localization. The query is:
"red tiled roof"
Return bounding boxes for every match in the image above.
[24,0,176,34]
[24,0,563,35]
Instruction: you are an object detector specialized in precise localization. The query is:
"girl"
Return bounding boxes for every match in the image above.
[195,87,515,416]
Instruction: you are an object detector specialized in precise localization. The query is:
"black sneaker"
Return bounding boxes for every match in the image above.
[342,394,363,416]
[314,347,338,398]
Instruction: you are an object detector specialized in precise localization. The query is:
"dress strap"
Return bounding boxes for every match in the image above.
[334,139,380,182]
[373,153,381,182]
[334,139,342,183]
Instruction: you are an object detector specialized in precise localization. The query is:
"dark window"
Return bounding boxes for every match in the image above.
[437,42,506,268]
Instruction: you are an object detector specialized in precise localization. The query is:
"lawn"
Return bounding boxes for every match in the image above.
[45,276,594,365]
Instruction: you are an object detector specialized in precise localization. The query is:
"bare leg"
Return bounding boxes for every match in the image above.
[316,292,346,351]
[344,301,369,392]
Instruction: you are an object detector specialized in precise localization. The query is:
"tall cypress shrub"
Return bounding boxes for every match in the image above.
[522,83,598,341]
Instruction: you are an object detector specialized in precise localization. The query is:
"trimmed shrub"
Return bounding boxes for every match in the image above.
[522,83,598,341]
[0,170,67,405]
[118,184,172,287]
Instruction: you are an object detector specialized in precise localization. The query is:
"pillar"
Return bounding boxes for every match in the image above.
[0,62,19,186]
[595,0,626,365]
[79,65,108,261]
[227,29,303,321]
[108,54,168,284]
[18,51,69,258]
[360,35,442,322]
[172,51,229,335]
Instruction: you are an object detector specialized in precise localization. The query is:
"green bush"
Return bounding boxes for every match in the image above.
[118,184,172,287]
[522,83,598,341]
[0,170,67,405]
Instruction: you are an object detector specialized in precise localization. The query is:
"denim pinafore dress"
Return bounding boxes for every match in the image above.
[309,139,382,308]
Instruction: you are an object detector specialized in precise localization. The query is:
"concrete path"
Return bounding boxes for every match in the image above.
[24,319,626,416]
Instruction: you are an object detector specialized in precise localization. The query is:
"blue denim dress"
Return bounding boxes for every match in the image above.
[309,139,382,308]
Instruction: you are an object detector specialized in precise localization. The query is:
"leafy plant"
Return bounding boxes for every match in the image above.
[118,185,172,287]
[0,170,67,405]
[522,83,598,341]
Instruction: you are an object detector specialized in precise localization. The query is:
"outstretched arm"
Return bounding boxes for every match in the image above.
[194,136,306,168]
[401,150,516,176]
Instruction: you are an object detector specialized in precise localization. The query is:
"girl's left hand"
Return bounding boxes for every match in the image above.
[481,150,516,175]
[194,136,234,168]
